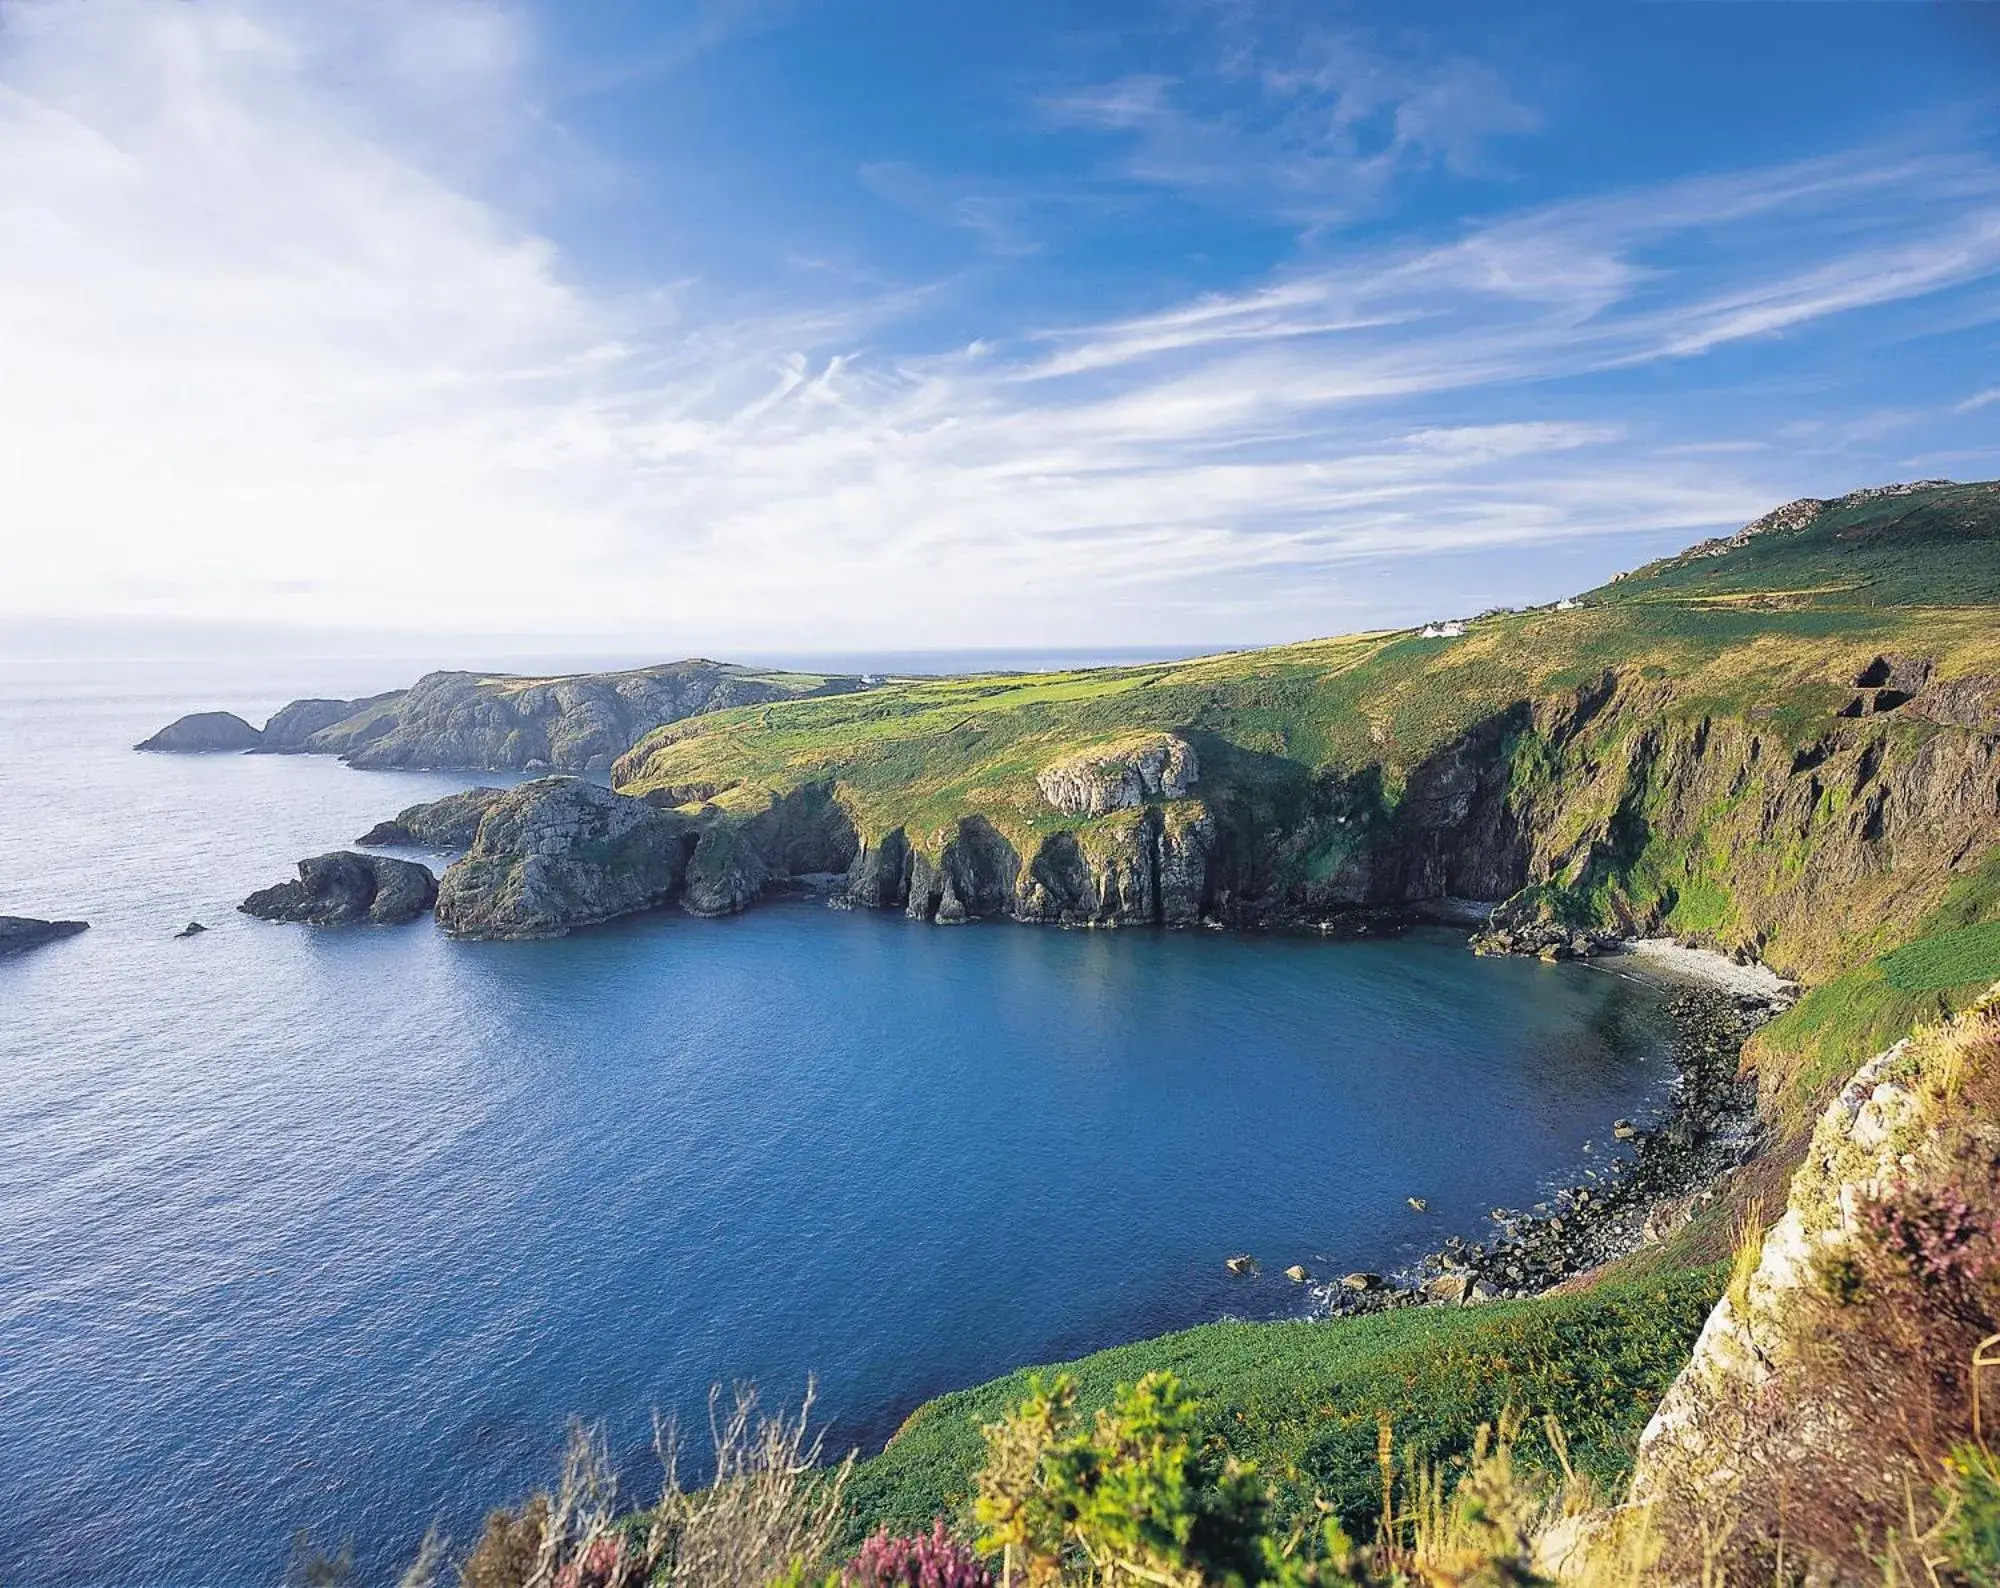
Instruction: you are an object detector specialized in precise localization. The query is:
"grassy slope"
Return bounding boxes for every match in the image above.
[619,604,1990,833]
[840,1267,1723,1545]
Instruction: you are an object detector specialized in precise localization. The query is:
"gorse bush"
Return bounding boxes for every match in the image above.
[972,1371,1280,1587]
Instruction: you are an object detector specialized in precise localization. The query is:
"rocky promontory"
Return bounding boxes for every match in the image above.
[135,711,263,753]
[435,778,692,939]
[356,787,508,849]
[240,853,438,925]
[0,916,89,955]
[138,660,869,775]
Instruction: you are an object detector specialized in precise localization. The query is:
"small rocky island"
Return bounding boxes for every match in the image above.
[240,853,438,926]
[0,916,89,955]
[135,711,264,753]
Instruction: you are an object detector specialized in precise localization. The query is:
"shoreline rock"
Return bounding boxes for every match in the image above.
[240,853,438,926]
[1317,982,1773,1319]
[0,916,89,955]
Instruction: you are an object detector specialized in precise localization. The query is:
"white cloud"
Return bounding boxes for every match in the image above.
[0,0,1997,651]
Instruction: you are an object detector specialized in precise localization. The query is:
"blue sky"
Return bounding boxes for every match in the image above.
[2,1,1998,652]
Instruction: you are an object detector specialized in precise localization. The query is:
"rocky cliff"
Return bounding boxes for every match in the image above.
[256,692,400,751]
[1601,988,2000,1581]
[435,778,693,939]
[240,853,437,925]
[609,483,2000,999]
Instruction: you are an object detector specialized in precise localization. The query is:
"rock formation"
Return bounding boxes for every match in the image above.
[0,916,88,955]
[682,825,768,917]
[356,787,509,849]
[435,778,692,939]
[135,712,262,752]
[239,853,438,925]
[1036,733,1198,816]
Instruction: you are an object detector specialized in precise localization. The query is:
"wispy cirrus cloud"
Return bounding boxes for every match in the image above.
[0,0,1997,650]
[1038,11,1539,228]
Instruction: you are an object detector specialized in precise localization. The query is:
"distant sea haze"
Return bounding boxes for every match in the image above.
[0,655,1673,1588]
[0,617,1247,683]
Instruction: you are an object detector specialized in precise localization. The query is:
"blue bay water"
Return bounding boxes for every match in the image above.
[0,657,1676,1587]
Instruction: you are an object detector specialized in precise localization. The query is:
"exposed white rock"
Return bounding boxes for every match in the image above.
[1036,733,1198,817]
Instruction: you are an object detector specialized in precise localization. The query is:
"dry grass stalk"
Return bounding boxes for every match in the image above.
[450,1384,851,1588]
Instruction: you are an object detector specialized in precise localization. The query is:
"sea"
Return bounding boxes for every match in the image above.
[0,648,1680,1587]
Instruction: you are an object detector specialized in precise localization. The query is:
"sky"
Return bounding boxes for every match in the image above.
[2,0,1998,657]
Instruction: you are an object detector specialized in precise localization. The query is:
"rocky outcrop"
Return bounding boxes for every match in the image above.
[682,825,767,917]
[0,916,88,955]
[239,853,438,925]
[257,693,400,751]
[1613,989,2000,1579]
[435,778,693,939]
[1036,733,1198,816]
[135,711,262,752]
[356,787,508,849]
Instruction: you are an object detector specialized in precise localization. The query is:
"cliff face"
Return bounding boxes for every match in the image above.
[1605,988,2000,1581]
[665,658,1996,971]
[257,693,402,752]
[1299,666,2000,982]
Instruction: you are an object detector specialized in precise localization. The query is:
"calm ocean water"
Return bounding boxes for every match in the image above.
[0,655,1677,1588]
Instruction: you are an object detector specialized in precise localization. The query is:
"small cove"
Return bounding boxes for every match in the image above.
[0,659,1679,1588]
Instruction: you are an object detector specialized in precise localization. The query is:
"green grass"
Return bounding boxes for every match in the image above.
[840,1266,1723,1546]
[1751,846,2000,1130]
[1880,922,2000,992]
